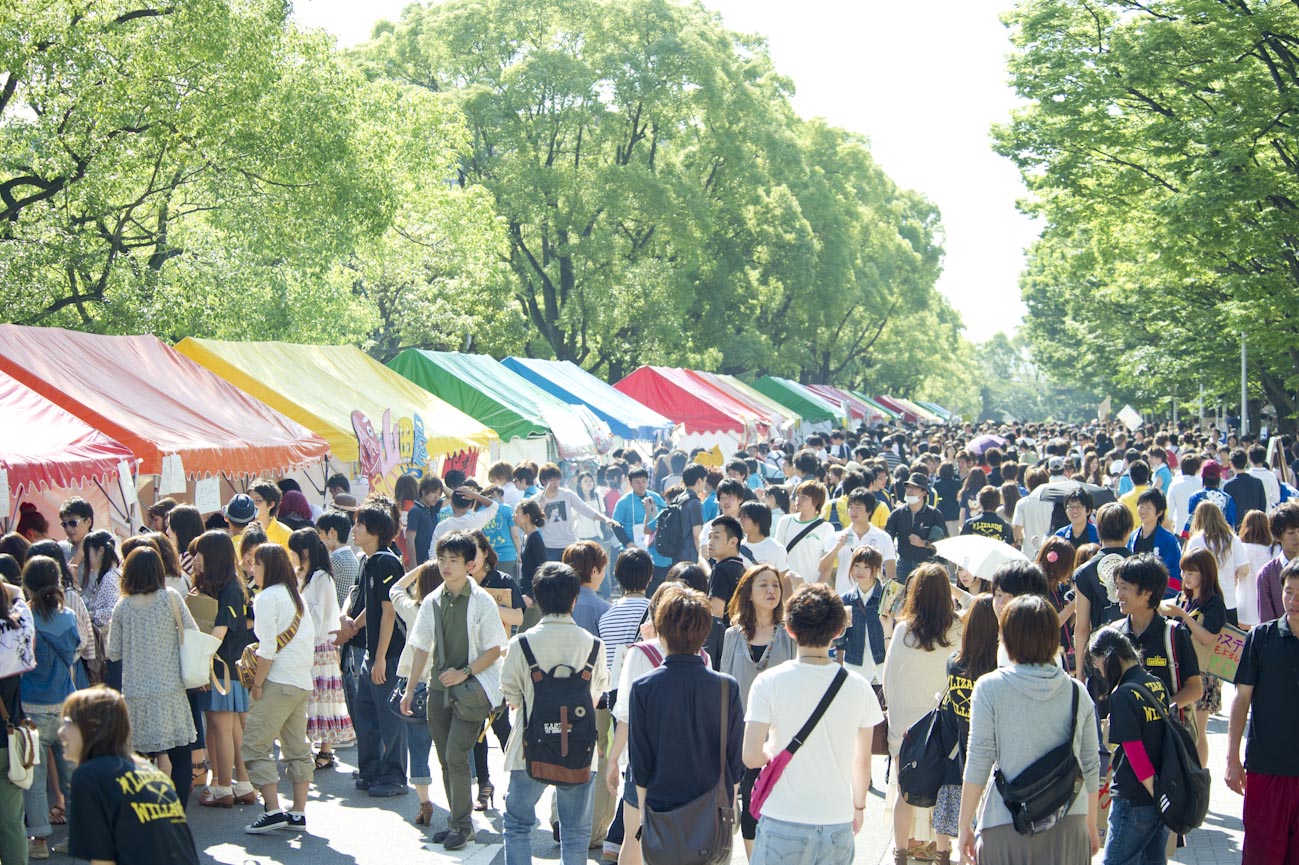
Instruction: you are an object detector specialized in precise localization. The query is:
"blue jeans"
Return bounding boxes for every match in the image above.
[406,713,433,786]
[22,710,68,838]
[354,654,407,786]
[1103,797,1168,865]
[503,769,596,865]
[751,816,854,865]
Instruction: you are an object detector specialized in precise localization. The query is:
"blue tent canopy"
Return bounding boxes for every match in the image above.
[502,357,674,441]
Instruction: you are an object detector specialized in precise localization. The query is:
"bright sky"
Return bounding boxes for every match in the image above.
[292,0,1037,343]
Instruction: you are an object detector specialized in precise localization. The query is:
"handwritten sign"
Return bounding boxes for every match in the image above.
[159,454,187,495]
[194,477,221,515]
[1194,623,1247,682]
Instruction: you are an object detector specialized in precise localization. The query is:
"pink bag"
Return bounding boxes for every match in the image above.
[748,666,848,821]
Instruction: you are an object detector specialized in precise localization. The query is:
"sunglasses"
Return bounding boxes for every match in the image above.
[60,520,80,529]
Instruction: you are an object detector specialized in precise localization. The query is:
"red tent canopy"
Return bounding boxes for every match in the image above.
[873,395,919,424]
[0,371,134,493]
[615,367,753,436]
[806,384,884,423]
[0,325,329,479]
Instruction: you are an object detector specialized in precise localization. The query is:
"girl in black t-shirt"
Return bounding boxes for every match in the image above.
[62,685,200,865]
[1161,548,1226,766]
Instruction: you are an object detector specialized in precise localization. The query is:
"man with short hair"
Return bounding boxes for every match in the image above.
[676,464,708,564]
[1167,453,1203,536]
[406,476,444,567]
[827,430,851,465]
[1256,503,1299,622]
[1225,448,1268,529]
[316,511,358,609]
[428,485,498,556]
[500,562,609,865]
[819,489,897,593]
[57,496,95,580]
[248,479,292,547]
[961,486,1014,544]
[611,468,672,593]
[1072,502,1135,680]
[221,493,258,557]
[883,473,946,582]
[1248,444,1282,511]
[1118,460,1152,525]
[1227,561,1299,861]
[706,516,747,618]
[326,473,350,502]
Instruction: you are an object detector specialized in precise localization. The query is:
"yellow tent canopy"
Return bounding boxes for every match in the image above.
[174,338,496,466]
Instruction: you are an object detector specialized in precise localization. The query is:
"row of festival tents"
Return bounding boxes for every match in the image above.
[0,324,955,534]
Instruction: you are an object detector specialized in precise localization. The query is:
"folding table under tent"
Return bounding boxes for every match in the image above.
[386,350,608,466]
[175,338,496,498]
[0,370,135,535]
[0,325,330,526]
[686,370,802,440]
[501,356,675,444]
[749,376,841,432]
[615,366,762,454]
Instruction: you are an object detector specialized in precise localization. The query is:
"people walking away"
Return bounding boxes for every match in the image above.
[61,686,200,865]
[1237,509,1276,628]
[742,582,880,865]
[1182,461,1236,537]
[719,565,797,856]
[1224,449,1267,529]
[1227,559,1299,862]
[499,562,609,865]
[883,563,963,862]
[241,544,316,834]
[956,595,1100,865]
[401,531,508,851]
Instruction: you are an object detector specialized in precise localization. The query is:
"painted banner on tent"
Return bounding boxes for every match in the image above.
[351,408,431,494]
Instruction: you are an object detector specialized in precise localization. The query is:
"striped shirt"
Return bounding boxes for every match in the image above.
[598,595,651,671]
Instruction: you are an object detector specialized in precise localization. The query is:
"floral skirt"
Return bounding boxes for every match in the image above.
[307,642,355,745]
[1196,673,1222,715]
[931,783,962,837]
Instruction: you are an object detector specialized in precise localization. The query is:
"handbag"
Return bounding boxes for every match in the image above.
[0,699,39,790]
[751,666,847,820]
[168,592,226,694]
[993,680,1084,836]
[898,698,959,808]
[872,684,890,756]
[236,607,301,691]
[387,676,429,723]
[640,678,735,865]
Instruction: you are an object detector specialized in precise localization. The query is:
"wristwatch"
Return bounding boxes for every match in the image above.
[461,666,473,679]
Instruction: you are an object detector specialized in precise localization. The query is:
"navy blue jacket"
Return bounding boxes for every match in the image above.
[838,583,886,666]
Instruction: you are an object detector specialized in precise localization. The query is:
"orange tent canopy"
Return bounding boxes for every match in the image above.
[0,325,329,480]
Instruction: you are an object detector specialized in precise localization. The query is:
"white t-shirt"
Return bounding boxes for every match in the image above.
[745,661,882,825]
[1010,487,1056,561]
[746,536,789,572]
[1185,533,1250,610]
[772,515,837,585]
[1249,467,1282,510]
[253,583,316,691]
[822,524,898,594]
[1240,542,1279,627]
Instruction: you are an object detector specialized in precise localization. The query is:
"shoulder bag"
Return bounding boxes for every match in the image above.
[169,591,226,694]
[236,602,300,692]
[431,587,491,724]
[993,679,1084,835]
[750,666,847,819]
[784,518,826,554]
[0,698,38,790]
[898,689,959,808]
[640,677,735,865]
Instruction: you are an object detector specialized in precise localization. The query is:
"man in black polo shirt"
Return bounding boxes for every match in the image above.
[675,464,708,564]
[884,472,946,582]
[1112,555,1202,716]
[1228,560,1299,860]
[1072,503,1133,681]
[706,516,747,619]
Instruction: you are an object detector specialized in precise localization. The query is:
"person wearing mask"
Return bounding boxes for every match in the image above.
[884,474,947,582]
[930,595,1000,862]
[287,529,353,771]
[499,562,610,865]
[742,582,880,865]
[1237,509,1276,629]
[60,686,200,865]
[105,546,198,806]
[20,556,81,860]
[883,563,963,863]
[628,584,744,855]
[719,565,797,856]
[1072,503,1135,680]
[241,544,316,834]
[331,496,409,799]
[191,531,256,809]
[400,531,507,851]
[1086,628,1173,865]
[1128,488,1183,598]
[1158,548,1226,768]
[957,596,1100,865]
[1226,560,1299,861]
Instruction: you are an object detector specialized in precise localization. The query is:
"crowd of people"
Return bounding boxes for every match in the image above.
[0,420,1296,864]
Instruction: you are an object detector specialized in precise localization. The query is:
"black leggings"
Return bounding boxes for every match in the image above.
[472,710,513,786]
[739,765,760,840]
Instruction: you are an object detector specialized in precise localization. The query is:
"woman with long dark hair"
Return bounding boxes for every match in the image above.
[1238,509,1276,628]
[958,469,988,524]
[0,571,33,865]
[1037,536,1078,671]
[242,544,316,834]
[287,528,353,769]
[166,505,204,581]
[28,539,94,688]
[192,531,255,808]
[883,563,963,863]
[105,546,199,806]
[20,556,81,857]
[1160,547,1225,766]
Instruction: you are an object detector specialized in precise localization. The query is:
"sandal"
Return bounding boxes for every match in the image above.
[314,751,336,770]
[415,800,434,826]
[48,805,66,825]
[191,761,209,787]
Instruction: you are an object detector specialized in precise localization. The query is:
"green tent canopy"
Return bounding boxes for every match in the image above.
[750,376,839,424]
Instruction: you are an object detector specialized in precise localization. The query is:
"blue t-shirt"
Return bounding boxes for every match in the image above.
[483,504,519,563]
[702,492,719,523]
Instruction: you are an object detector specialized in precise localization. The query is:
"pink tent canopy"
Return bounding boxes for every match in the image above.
[0,371,134,493]
[615,367,755,436]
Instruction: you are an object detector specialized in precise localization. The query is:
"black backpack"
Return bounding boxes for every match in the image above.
[1129,683,1211,834]
[653,493,690,559]
[518,635,601,788]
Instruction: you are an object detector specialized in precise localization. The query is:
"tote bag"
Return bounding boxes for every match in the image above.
[169,592,224,692]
